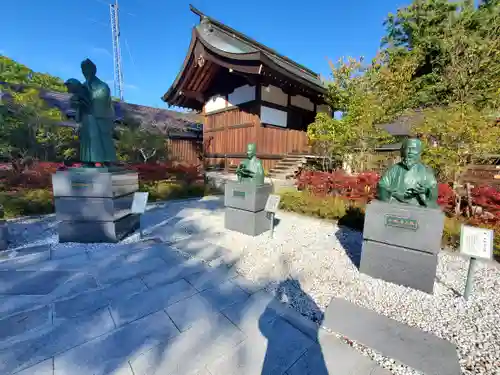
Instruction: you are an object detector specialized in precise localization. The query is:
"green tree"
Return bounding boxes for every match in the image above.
[0,56,75,161]
[381,0,500,109]
[116,127,168,163]
[308,57,394,172]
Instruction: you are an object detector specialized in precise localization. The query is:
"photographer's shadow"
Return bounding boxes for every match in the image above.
[258,277,329,374]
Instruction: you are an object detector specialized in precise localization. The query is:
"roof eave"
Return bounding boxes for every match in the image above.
[188,4,320,78]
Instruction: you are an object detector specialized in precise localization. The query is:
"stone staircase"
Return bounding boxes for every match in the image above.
[268,153,309,180]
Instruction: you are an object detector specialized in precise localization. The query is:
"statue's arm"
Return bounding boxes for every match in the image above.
[75,107,82,123]
[426,171,439,208]
[377,170,394,201]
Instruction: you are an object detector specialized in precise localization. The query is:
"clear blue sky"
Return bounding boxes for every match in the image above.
[1,0,408,108]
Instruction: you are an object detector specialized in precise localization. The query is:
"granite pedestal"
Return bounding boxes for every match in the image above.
[224,180,272,236]
[0,219,8,250]
[360,200,445,294]
[52,168,140,243]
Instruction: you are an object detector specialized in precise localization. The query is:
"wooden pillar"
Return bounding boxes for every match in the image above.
[223,95,228,173]
[255,82,262,149]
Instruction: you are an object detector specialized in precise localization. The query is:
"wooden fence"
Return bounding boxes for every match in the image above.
[461,164,500,187]
[168,138,202,165]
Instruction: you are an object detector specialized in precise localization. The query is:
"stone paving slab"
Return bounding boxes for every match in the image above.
[53,311,177,375]
[129,313,246,375]
[0,270,97,295]
[184,265,239,292]
[20,253,90,271]
[0,245,51,270]
[0,295,47,320]
[172,235,239,264]
[54,278,147,319]
[166,294,221,332]
[198,279,250,311]
[286,330,392,375]
[0,305,51,342]
[141,257,205,289]
[15,358,54,375]
[323,297,461,375]
[109,279,198,327]
[85,240,161,261]
[93,255,168,285]
[0,307,115,374]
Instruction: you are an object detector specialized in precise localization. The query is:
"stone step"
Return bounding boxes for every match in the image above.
[270,165,296,172]
[323,298,461,375]
[278,159,305,166]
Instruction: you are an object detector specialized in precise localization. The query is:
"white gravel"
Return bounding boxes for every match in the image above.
[4,196,500,375]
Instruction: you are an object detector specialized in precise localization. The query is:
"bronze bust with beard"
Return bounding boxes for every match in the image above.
[377,138,439,208]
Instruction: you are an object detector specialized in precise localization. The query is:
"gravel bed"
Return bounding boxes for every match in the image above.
[3,197,499,375]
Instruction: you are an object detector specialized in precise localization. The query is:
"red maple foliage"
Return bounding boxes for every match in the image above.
[0,161,203,190]
[296,170,500,223]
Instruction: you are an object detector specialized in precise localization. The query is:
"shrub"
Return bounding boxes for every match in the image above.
[0,189,54,218]
[0,161,204,191]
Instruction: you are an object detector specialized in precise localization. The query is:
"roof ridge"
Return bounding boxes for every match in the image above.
[189,4,320,79]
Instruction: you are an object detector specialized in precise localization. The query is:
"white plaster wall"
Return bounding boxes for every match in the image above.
[205,95,226,113]
[260,106,287,127]
[261,85,288,107]
[317,104,331,115]
[290,95,314,111]
[227,85,255,107]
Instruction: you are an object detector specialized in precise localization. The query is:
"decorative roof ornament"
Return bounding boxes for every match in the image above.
[197,55,205,68]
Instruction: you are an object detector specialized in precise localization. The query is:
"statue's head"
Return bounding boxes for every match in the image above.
[64,78,83,94]
[81,58,97,81]
[246,143,257,159]
[401,137,422,168]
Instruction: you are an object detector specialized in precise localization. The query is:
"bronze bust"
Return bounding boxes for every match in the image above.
[377,138,439,208]
[235,143,265,186]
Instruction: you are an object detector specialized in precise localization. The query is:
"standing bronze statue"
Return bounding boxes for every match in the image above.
[65,59,117,166]
[377,138,439,208]
[235,143,265,186]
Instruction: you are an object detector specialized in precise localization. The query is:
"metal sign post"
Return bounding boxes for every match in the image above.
[264,194,281,239]
[131,192,149,239]
[460,224,494,300]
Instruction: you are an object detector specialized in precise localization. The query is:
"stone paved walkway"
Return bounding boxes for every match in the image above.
[0,237,390,375]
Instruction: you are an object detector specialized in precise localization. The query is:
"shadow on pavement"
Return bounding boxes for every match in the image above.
[335,226,363,269]
[260,277,328,375]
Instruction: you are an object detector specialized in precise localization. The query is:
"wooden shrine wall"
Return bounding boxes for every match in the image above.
[203,103,310,171]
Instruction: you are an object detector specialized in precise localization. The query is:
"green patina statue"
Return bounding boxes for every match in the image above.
[236,143,265,186]
[377,138,439,208]
[65,59,117,165]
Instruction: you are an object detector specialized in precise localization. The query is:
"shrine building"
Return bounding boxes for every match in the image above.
[162,5,329,171]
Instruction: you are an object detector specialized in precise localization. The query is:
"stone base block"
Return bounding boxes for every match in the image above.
[54,193,134,222]
[360,240,438,294]
[224,181,272,212]
[363,200,444,254]
[224,207,270,236]
[52,169,139,198]
[58,214,140,243]
[0,220,8,251]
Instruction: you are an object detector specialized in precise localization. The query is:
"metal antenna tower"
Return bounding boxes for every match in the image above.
[110,0,124,101]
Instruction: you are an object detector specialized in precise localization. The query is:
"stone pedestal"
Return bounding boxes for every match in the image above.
[0,220,8,251]
[224,180,272,236]
[52,168,140,243]
[360,200,445,294]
